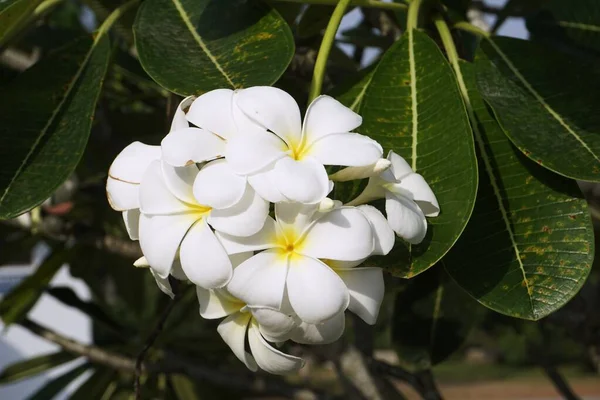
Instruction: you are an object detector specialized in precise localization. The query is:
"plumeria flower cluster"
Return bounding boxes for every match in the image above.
[106,87,439,374]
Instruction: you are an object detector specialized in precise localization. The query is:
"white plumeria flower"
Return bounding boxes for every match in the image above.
[196,284,304,375]
[106,141,160,240]
[216,202,390,325]
[226,87,384,204]
[138,158,268,289]
[347,151,440,245]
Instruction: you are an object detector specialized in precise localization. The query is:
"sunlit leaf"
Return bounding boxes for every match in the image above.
[0,351,77,383]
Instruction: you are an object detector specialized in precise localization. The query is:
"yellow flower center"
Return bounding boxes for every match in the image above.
[274,225,306,262]
[287,136,311,161]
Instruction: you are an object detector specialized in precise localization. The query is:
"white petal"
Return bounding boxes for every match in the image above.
[310,132,382,167]
[109,142,161,183]
[358,205,394,256]
[161,127,225,167]
[170,96,195,132]
[290,311,345,345]
[249,307,296,342]
[216,217,279,254]
[248,321,304,375]
[303,95,362,144]
[106,178,138,211]
[301,207,374,262]
[385,192,427,244]
[186,89,236,139]
[336,267,384,325]
[179,220,232,289]
[122,209,140,240]
[208,186,269,237]
[329,158,392,182]
[138,212,198,278]
[193,159,246,209]
[227,250,287,310]
[225,130,287,175]
[150,268,174,298]
[275,202,319,234]
[235,86,302,147]
[247,168,287,203]
[197,287,243,319]
[387,150,414,181]
[397,174,440,217]
[161,161,198,204]
[286,255,349,324]
[217,313,258,371]
[271,157,329,204]
[345,177,387,207]
[139,161,190,215]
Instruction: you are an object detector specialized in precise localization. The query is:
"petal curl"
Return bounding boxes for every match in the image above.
[248,321,304,375]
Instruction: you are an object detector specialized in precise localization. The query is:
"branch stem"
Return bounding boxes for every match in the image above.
[308,0,353,102]
[406,0,426,31]
[273,0,407,11]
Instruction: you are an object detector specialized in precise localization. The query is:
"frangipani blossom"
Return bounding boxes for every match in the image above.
[216,202,390,325]
[347,151,440,245]
[138,159,268,289]
[226,87,383,204]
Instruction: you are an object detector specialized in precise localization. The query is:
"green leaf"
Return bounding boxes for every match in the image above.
[26,364,90,400]
[0,0,43,46]
[476,36,600,182]
[0,246,72,325]
[349,29,478,277]
[171,374,201,400]
[0,34,111,219]
[528,0,600,52]
[444,60,594,321]
[70,368,117,400]
[133,0,295,96]
[392,266,479,371]
[297,4,334,38]
[0,351,77,383]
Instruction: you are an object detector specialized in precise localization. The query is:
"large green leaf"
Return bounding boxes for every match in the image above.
[528,0,600,52]
[445,60,594,321]
[348,29,477,277]
[476,37,600,182]
[0,351,77,383]
[133,0,295,96]
[0,0,43,46]
[392,266,479,371]
[26,364,90,400]
[0,246,71,325]
[0,35,111,219]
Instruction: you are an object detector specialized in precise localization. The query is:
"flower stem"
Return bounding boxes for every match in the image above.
[308,0,353,103]
[453,21,490,38]
[406,0,426,30]
[273,0,407,11]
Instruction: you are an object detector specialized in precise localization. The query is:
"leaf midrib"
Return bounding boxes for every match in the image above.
[557,21,600,32]
[409,29,419,171]
[169,0,235,88]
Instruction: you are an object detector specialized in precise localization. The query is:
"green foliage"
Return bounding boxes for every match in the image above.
[0,351,78,383]
[133,0,295,95]
[25,364,90,400]
[0,0,43,46]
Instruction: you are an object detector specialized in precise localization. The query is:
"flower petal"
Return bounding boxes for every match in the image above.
[208,186,269,237]
[150,268,174,298]
[303,95,362,143]
[385,192,427,244]
[236,86,302,147]
[336,267,384,325]
[217,312,258,371]
[227,250,287,310]
[161,161,198,204]
[286,255,349,324]
[186,89,236,139]
[109,142,161,184]
[122,209,140,240]
[180,220,232,289]
[216,217,279,254]
[310,132,382,167]
[197,287,243,319]
[387,150,414,181]
[290,311,345,345]
[249,306,296,342]
[329,158,392,182]
[106,178,138,211]
[248,321,304,375]
[358,205,394,256]
[225,130,287,175]
[161,127,226,167]
[247,168,287,203]
[397,173,440,217]
[193,159,246,209]
[138,212,197,278]
[170,96,195,132]
[139,161,190,215]
[301,207,374,262]
[271,157,329,204]
[275,202,319,234]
